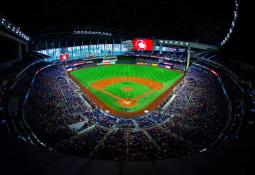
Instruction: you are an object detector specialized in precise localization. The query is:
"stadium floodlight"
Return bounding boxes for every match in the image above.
[234,11,237,17]
[221,0,239,46]
[73,30,112,36]
[1,18,6,25]
[0,17,30,41]
[200,148,207,152]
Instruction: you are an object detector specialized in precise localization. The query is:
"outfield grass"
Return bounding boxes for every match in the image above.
[70,64,183,112]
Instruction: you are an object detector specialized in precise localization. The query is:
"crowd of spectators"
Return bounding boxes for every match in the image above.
[160,51,187,63]
[124,51,187,71]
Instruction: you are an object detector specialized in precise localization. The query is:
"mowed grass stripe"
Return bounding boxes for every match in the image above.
[70,64,183,112]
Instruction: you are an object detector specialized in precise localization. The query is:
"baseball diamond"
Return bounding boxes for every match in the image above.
[69,64,184,117]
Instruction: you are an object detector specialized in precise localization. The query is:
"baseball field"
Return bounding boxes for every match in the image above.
[69,64,184,116]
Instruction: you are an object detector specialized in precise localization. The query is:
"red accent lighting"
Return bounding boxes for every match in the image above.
[209,68,219,77]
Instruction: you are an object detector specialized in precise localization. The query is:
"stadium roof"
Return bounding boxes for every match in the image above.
[0,0,237,45]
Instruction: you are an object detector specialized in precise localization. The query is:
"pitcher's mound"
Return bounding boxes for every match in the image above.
[122,87,133,92]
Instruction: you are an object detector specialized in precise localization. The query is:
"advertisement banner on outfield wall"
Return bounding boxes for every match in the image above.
[97,61,116,66]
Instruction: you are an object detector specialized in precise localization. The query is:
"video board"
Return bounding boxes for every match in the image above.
[132,39,153,51]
